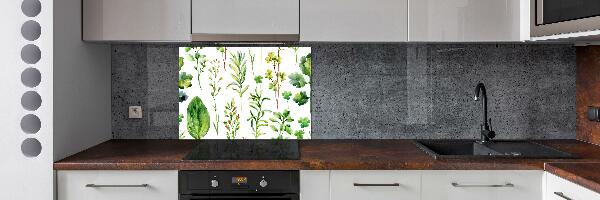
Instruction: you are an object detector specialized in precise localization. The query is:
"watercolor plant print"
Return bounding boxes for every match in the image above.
[179,47,311,139]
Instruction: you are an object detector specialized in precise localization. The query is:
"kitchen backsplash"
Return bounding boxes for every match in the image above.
[178,47,312,140]
[112,44,576,139]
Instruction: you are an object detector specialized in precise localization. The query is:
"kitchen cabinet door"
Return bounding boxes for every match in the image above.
[82,0,191,41]
[421,170,543,200]
[300,171,330,200]
[330,170,420,200]
[57,170,178,200]
[300,0,408,42]
[545,172,600,200]
[191,0,299,41]
[409,0,529,42]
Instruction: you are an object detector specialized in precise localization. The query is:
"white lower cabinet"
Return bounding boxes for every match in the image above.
[330,170,421,200]
[301,170,331,200]
[421,170,543,200]
[57,170,178,200]
[545,172,600,200]
[57,170,600,200]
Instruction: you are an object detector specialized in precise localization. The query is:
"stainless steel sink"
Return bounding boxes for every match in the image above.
[413,140,577,159]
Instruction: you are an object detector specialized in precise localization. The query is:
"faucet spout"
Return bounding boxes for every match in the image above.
[474,83,495,142]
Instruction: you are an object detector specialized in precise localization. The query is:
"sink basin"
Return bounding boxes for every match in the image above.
[413,140,577,160]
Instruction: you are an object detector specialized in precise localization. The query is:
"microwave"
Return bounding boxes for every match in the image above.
[532,0,600,37]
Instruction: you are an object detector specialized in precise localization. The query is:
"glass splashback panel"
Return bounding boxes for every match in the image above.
[178,47,311,139]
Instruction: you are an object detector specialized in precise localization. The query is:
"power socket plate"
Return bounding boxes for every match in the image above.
[129,106,143,119]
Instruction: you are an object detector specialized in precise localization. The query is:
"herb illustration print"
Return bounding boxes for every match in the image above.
[179,47,311,139]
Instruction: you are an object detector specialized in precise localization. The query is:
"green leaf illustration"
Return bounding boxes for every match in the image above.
[265,52,281,65]
[248,49,256,72]
[270,109,294,138]
[298,117,310,128]
[288,72,307,88]
[227,51,249,97]
[179,90,188,102]
[208,59,223,135]
[178,72,193,89]
[291,47,299,63]
[282,91,292,100]
[293,91,310,106]
[248,89,271,138]
[185,47,207,88]
[187,96,210,139]
[254,75,263,84]
[223,99,241,139]
[294,130,305,139]
[265,48,285,109]
[300,53,312,77]
[265,69,273,80]
[178,57,184,70]
[178,114,184,123]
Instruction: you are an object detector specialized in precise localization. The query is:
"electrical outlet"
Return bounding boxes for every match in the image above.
[129,106,143,119]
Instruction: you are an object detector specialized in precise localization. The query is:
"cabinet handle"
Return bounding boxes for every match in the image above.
[353,183,400,187]
[85,184,149,188]
[451,182,514,188]
[553,192,573,200]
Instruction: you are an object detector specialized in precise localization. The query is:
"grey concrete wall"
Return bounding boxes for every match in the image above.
[112,44,576,139]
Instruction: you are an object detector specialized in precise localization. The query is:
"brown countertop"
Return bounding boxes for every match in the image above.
[54,139,600,171]
[545,162,600,194]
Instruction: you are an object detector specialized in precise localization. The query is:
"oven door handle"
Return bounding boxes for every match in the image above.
[211,196,296,199]
[179,195,209,200]
[181,194,298,200]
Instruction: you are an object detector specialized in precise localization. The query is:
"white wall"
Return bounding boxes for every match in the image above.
[53,0,112,161]
[0,0,54,199]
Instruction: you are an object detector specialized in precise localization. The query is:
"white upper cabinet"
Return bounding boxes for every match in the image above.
[82,0,191,41]
[191,0,299,41]
[300,0,408,42]
[409,0,530,42]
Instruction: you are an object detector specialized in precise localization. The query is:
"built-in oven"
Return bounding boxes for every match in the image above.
[179,171,299,200]
[532,0,600,37]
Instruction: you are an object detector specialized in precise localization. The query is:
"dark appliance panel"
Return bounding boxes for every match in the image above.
[538,0,600,25]
[179,171,299,200]
[183,140,300,161]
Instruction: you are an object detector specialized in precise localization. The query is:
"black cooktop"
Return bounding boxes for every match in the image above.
[183,140,300,160]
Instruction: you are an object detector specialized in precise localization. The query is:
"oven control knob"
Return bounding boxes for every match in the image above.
[211,180,219,188]
[259,179,268,188]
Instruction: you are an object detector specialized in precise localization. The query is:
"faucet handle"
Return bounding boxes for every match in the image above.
[488,118,496,139]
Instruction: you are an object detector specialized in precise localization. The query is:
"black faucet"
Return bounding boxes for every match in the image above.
[474,83,495,143]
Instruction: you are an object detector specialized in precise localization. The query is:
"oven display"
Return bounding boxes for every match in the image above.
[232,176,248,185]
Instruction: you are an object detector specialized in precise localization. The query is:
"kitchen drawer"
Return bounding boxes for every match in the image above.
[545,172,600,200]
[57,170,178,200]
[421,170,543,200]
[330,170,420,200]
